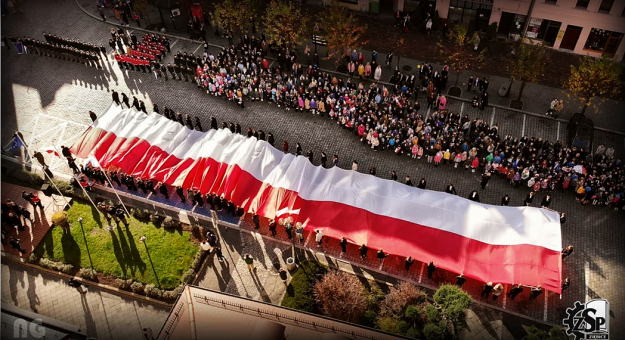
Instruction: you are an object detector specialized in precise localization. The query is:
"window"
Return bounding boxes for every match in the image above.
[545,0,557,4]
[584,28,623,54]
[598,0,614,13]
[575,0,589,9]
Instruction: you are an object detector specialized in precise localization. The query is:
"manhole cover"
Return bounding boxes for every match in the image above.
[403,65,412,72]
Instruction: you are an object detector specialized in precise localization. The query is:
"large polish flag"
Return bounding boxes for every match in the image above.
[71,103,563,293]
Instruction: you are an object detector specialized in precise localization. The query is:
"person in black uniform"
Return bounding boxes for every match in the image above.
[145,179,157,196]
[153,103,159,114]
[132,96,140,110]
[176,186,186,202]
[501,194,510,206]
[112,90,121,106]
[194,117,203,131]
[121,93,130,108]
[115,207,129,227]
[417,178,427,189]
[445,184,457,195]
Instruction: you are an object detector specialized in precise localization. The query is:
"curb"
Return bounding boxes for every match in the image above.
[72,0,625,138]
[1,252,173,308]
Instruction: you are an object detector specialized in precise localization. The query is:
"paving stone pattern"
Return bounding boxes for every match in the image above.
[1,260,169,340]
[2,0,625,337]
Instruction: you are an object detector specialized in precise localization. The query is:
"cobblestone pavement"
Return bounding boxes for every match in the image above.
[2,0,624,337]
[1,260,170,340]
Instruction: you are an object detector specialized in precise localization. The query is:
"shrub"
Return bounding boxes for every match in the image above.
[423,321,446,340]
[27,253,39,264]
[425,304,440,323]
[51,211,69,229]
[364,280,385,310]
[115,279,133,290]
[314,270,367,323]
[377,316,402,334]
[150,213,162,224]
[145,284,163,298]
[50,179,75,196]
[130,281,144,293]
[487,22,498,40]
[131,208,152,220]
[433,284,472,324]
[380,282,425,316]
[405,305,423,324]
[162,216,180,229]
[281,261,328,312]
[397,320,409,333]
[173,284,185,295]
[405,327,422,339]
[11,170,44,185]
[181,269,195,284]
[360,310,378,327]
[80,268,98,281]
[191,249,207,271]
[39,258,73,273]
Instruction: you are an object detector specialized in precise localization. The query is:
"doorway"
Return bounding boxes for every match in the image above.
[560,25,583,50]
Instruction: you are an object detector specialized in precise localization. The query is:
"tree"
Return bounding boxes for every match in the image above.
[437,24,487,92]
[380,281,425,316]
[318,1,367,63]
[314,270,366,323]
[433,284,472,336]
[213,0,254,41]
[508,37,548,102]
[565,56,623,115]
[263,0,308,50]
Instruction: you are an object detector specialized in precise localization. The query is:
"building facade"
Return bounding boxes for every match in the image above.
[436,0,625,60]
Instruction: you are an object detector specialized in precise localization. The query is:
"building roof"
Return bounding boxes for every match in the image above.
[157,285,408,340]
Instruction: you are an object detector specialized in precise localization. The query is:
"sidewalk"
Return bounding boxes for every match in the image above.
[76,0,625,135]
[1,258,170,340]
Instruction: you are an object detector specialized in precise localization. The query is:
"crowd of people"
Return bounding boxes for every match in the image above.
[16,33,107,68]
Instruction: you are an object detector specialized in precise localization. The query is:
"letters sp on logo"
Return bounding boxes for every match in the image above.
[13,318,46,339]
[563,299,610,340]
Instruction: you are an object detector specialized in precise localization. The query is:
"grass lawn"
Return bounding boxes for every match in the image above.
[281,261,327,312]
[35,200,198,290]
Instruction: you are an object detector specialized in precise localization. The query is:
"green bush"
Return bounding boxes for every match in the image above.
[423,321,446,340]
[364,280,385,309]
[39,258,73,273]
[145,284,163,298]
[360,310,378,327]
[377,316,403,334]
[181,269,195,284]
[487,22,498,40]
[425,305,440,323]
[397,320,409,333]
[405,327,422,339]
[433,284,472,323]
[162,216,180,229]
[405,305,423,323]
[27,253,39,264]
[281,261,328,312]
[150,213,162,224]
[50,179,75,196]
[131,208,152,220]
[11,170,44,185]
[130,281,144,293]
[80,268,98,281]
[191,249,207,271]
[115,279,133,290]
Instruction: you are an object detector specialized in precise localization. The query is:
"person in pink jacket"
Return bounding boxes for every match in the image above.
[438,95,447,110]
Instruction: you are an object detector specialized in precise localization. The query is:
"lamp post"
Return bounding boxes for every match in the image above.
[140,236,161,289]
[78,217,94,269]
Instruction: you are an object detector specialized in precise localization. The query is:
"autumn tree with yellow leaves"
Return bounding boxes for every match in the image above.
[263,0,308,50]
[213,0,255,41]
[437,24,487,94]
[565,56,623,115]
[317,2,367,64]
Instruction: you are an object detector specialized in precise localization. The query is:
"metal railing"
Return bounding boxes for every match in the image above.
[191,293,389,340]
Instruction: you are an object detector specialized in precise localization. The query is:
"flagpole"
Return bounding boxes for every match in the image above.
[100,169,131,216]
[50,145,99,212]
[14,135,71,208]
